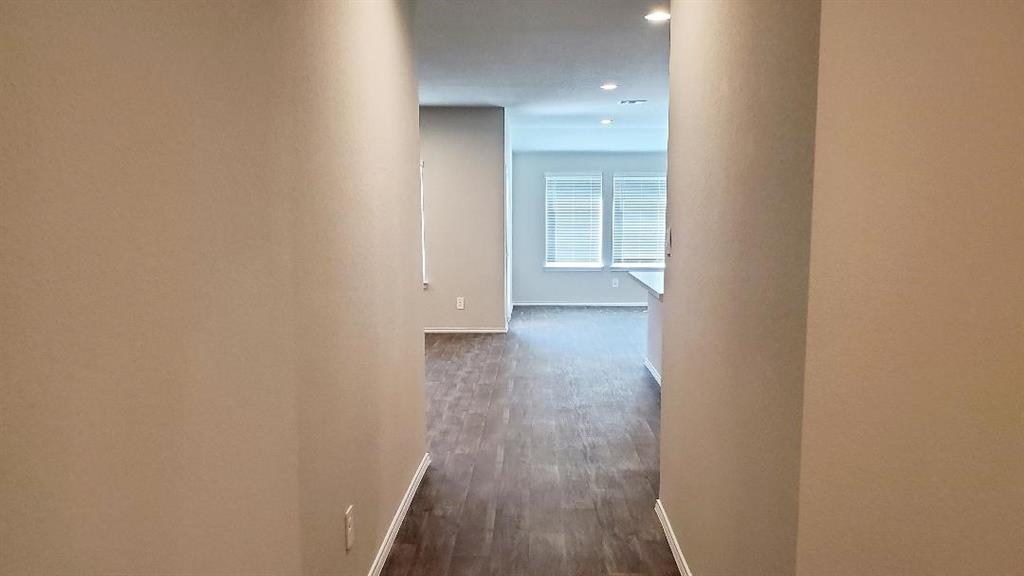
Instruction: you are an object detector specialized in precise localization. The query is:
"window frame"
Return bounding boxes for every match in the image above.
[543,172,604,269]
[611,172,667,269]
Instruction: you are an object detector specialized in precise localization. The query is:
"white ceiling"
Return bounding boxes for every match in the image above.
[414,0,670,152]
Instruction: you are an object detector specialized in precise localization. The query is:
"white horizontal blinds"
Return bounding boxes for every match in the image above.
[545,173,603,266]
[613,174,667,265]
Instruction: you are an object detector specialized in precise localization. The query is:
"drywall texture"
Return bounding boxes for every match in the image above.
[659,2,820,575]
[0,2,426,574]
[420,107,508,331]
[796,2,1024,574]
[511,152,664,305]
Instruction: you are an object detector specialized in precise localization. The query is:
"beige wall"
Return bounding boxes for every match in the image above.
[796,2,1024,574]
[420,107,507,331]
[0,2,426,574]
[659,2,821,575]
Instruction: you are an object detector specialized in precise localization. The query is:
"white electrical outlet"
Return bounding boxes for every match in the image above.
[611,277,619,288]
[456,296,465,310]
[345,505,354,551]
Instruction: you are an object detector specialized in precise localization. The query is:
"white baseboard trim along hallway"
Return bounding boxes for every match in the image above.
[644,357,662,386]
[367,452,431,576]
[655,498,695,576]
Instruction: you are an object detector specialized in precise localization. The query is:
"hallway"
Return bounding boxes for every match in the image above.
[382,307,679,576]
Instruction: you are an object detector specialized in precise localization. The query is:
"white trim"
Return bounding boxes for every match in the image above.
[643,357,662,386]
[512,302,647,308]
[610,263,666,270]
[611,172,668,267]
[419,160,428,286]
[368,452,431,576]
[543,262,604,269]
[655,498,695,576]
[615,171,668,177]
[424,327,508,334]
[544,172,604,268]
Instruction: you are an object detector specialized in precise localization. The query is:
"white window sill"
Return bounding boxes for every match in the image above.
[541,263,666,272]
[611,263,665,270]
[544,263,604,271]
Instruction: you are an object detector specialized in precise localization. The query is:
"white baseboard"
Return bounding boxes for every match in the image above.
[512,301,647,308]
[655,499,695,576]
[367,452,431,576]
[644,357,662,386]
[424,327,508,334]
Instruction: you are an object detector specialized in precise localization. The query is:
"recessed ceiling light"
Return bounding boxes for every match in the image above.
[619,99,648,105]
[645,9,671,22]
[600,118,613,125]
[600,82,619,91]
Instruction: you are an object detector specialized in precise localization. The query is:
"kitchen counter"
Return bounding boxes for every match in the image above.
[628,270,664,300]
[628,270,664,385]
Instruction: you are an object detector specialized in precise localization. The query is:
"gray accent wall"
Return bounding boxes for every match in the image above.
[511,151,666,305]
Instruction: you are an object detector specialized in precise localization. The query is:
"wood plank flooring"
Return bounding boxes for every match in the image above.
[382,307,679,576]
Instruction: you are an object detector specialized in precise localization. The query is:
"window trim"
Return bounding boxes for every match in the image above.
[543,262,604,271]
[611,172,667,267]
[543,172,604,268]
[610,262,665,270]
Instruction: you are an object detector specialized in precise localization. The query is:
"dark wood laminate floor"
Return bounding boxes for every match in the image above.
[382,307,679,576]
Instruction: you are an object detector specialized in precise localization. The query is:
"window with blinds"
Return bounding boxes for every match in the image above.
[545,173,603,267]
[612,173,667,267]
